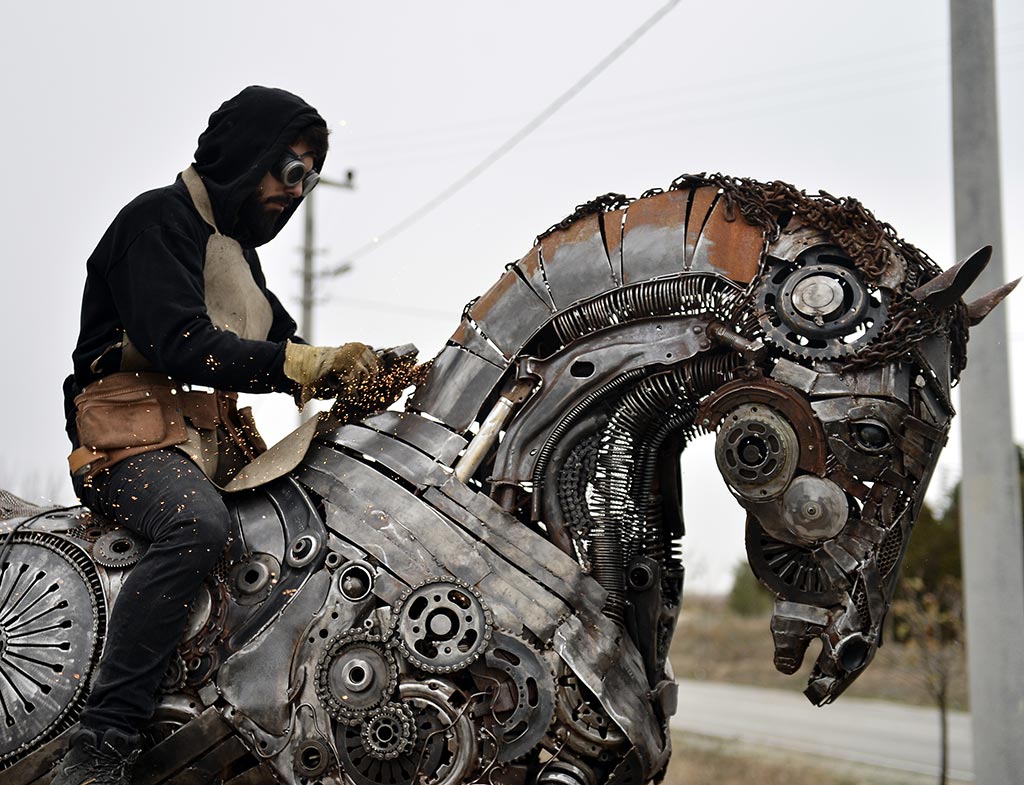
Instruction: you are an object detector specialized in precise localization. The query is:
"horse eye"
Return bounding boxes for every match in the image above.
[852,420,892,451]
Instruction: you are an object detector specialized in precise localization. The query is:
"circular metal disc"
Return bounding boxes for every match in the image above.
[0,534,104,764]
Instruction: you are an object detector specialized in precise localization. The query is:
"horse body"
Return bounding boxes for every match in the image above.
[0,175,1011,785]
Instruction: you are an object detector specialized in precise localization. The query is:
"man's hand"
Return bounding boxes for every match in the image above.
[284,341,378,407]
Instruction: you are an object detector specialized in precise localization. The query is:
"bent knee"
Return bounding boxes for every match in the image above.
[153,499,231,560]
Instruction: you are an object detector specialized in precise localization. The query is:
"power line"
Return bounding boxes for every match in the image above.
[341,0,682,263]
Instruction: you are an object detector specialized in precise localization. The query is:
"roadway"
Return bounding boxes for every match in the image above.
[671,678,974,781]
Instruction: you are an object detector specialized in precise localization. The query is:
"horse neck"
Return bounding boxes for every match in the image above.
[407,187,764,436]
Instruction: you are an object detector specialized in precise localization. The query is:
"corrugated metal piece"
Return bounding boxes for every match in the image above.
[468,268,555,359]
[690,196,764,283]
[538,213,616,308]
[683,186,719,268]
[620,190,690,283]
[513,245,557,310]
[407,344,507,431]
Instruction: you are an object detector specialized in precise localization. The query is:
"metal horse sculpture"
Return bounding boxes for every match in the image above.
[1,174,1015,785]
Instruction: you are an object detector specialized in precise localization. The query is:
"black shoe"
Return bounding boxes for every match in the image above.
[50,726,141,785]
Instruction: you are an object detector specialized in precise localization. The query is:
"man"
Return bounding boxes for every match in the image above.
[54,86,375,785]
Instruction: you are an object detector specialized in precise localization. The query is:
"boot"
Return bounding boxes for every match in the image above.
[50,726,141,785]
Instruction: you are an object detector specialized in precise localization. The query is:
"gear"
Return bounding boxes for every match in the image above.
[336,679,476,785]
[92,528,148,569]
[469,631,556,763]
[360,702,415,760]
[553,664,627,760]
[757,249,890,361]
[315,630,398,725]
[0,533,105,767]
[744,516,844,605]
[714,404,799,502]
[391,579,492,674]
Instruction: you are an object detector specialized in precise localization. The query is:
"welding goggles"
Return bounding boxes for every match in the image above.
[271,149,320,194]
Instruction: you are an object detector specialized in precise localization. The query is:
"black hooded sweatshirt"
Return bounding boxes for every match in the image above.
[63,86,327,445]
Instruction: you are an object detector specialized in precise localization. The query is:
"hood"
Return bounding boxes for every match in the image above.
[193,85,327,245]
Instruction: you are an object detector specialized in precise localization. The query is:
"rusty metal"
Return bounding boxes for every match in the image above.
[3,171,1011,784]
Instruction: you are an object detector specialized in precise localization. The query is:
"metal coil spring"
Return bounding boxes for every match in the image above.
[552,275,749,345]
[588,354,742,620]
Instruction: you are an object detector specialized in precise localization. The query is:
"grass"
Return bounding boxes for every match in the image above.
[664,732,935,785]
[668,594,968,710]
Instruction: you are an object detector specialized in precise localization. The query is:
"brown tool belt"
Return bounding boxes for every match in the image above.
[68,372,266,481]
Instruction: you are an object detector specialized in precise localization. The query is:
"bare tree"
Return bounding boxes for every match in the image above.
[892,576,965,785]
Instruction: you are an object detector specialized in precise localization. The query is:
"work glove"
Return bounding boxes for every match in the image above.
[284,341,378,408]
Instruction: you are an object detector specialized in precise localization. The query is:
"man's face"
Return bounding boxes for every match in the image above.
[258,140,316,214]
[237,140,316,244]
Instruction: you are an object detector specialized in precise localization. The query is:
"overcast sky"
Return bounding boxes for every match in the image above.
[1,1,1021,592]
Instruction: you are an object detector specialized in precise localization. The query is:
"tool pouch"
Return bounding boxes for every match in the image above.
[68,372,190,480]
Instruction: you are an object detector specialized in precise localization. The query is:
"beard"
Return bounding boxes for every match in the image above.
[236,191,292,245]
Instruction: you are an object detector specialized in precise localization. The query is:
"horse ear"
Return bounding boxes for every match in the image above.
[909,246,992,309]
[966,277,1020,326]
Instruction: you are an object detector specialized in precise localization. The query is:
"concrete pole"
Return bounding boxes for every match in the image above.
[950,2,1024,782]
[301,189,316,343]
[298,173,356,346]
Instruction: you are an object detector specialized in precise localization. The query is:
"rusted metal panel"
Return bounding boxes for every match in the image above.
[620,190,690,283]
[468,269,555,359]
[683,186,719,268]
[408,344,507,431]
[538,213,616,308]
[691,196,764,283]
[448,319,507,366]
[601,206,627,285]
[512,245,556,310]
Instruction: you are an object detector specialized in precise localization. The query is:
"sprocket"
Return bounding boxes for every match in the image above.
[390,578,493,674]
[360,702,415,760]
[757,248,890,361]
[469,630,556,762]
[315,629,398,725]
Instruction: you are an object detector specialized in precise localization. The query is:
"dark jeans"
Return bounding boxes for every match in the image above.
[73,449,230,736]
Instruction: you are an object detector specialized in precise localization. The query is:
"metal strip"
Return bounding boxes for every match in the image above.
[468,269,555,359]
[448,320,508,366]
[166,736,250,785]
[408,345,507,431]
[355,411,469,466]
[319,428,452,487]
[513,245,557,310]
[691,197,763,283]
[134,708,234,785]
[620,190,689,283]
[538,213,616,308]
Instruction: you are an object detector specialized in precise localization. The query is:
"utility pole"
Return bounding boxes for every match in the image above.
[300,171,356,344]
[950,3,1024,783]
